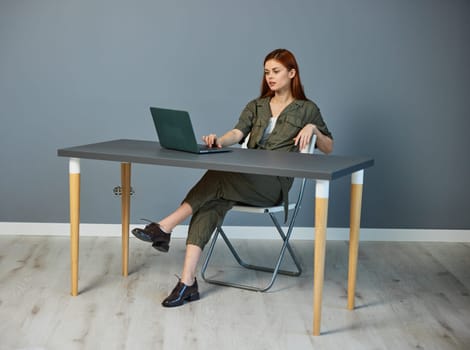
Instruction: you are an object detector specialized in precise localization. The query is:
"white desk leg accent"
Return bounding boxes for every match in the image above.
[348,170,364,310]
[313,179,329,336]
[69,158,80,296]
[121,163,131,276]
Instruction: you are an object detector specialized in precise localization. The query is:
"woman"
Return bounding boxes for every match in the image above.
[132,48,333,307]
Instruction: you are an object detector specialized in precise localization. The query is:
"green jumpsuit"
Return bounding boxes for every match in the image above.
[184,97,332,249]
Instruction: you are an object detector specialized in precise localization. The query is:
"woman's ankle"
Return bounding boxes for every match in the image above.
[181,276,196,286]
[157,222,172,234]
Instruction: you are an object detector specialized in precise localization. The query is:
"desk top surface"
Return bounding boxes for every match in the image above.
[58,139,374,180]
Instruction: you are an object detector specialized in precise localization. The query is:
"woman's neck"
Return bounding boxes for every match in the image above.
[271,91,294,105]
[269,91,295,118]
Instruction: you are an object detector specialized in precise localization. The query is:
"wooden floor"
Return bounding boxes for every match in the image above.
[0,235,469,350]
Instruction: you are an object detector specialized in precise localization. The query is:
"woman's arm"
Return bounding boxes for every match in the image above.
[202,129,244,148]
[294,124,334,154]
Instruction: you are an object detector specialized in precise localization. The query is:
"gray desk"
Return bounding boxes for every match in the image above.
[58,139,374,335]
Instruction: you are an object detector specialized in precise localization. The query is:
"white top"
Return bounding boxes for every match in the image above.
[260,116,278,145]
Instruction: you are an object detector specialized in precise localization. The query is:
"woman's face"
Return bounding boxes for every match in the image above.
[264,59,295,94]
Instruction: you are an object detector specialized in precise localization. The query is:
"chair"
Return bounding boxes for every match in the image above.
[201,135,316,292]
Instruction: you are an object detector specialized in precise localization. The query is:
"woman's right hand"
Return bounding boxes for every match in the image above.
[202,134,221,148]
[202,129,244,148]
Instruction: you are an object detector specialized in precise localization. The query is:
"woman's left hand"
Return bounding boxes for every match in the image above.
[294,124,316,151]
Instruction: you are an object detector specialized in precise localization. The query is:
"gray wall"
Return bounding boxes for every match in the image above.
[1,0,469,229]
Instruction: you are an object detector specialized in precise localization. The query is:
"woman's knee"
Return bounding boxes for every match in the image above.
[185,200,233,249]
[185,236,207,250]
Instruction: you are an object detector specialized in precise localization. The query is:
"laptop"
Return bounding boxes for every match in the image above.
[150,107,231,154]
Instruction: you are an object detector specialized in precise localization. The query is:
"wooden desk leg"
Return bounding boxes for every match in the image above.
[121,162,131,277]
[348,170,364,310]
[69,158,80,296]
[313,180,329,336]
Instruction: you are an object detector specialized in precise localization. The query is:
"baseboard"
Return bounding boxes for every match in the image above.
[0,222,469,242]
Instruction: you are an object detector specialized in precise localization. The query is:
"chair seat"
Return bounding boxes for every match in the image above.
[232,203,296,214]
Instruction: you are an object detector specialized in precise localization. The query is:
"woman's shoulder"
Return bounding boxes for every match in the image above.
[289,99,321,118]
[249,96,270,105]
[295,98,320,111]
[241,97,270,112]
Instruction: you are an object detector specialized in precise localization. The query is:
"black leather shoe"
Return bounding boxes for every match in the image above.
[162,278,200,308]
[131,222,171,252]
[152,240,170,253]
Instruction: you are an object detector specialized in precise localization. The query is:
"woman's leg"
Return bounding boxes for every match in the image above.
[157,170,282,233]
[180,244,202,285]
[162,171,283,306]
[184,171,282,209]
[162,201,232,307]
[161,243,202,307]
[176,171,283,282]
[185,198,235,249]
[131,202,193,252]
[158,202,192,233]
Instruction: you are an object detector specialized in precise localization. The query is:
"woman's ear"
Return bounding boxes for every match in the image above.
[288,69,296,79]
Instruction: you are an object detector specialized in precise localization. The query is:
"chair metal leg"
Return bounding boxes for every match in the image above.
[201,215,302,292]
[269,213,303,276]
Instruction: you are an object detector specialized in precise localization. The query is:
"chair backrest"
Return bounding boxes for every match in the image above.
[293,134,316,210]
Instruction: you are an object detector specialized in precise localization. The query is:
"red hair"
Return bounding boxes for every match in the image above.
[260,48,307,100]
